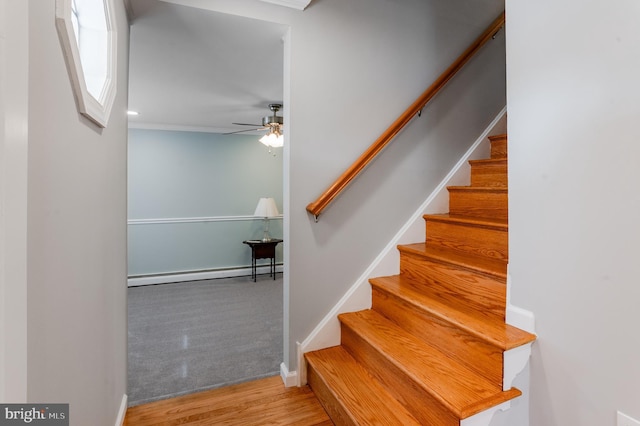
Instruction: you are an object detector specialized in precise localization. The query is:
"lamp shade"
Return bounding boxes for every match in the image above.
[259,132,284,148]
[254,197,279,217]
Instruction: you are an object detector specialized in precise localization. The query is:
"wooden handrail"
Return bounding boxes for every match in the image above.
[306,12,505,221]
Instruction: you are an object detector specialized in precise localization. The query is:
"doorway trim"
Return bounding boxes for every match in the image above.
[281,25,292,384]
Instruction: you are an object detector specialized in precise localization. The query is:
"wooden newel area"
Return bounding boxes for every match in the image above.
[306,12,506,221]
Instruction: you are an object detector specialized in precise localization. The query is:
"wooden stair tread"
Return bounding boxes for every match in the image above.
[305,346,422,425]
[339,310,522,418]
[468,158,507,166]
[423,213,508,230]
[398,242,507,279]
[447,186,508,192]
[370,275,536,350]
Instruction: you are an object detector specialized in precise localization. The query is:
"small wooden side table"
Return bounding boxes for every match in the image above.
[243,239,283,282]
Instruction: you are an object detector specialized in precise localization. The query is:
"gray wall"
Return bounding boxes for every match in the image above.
[128,129,283,276]
[178,0,508,371]
[22,0,129,424]
[506,0,640,424]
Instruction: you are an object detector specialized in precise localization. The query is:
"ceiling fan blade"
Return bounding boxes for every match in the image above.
[223,127,266,135]
[232,122,263,127]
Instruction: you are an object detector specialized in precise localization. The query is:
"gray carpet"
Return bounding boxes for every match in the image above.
[127,274,283,406]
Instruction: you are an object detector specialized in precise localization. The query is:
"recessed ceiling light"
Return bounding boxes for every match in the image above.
[127,110,139,116]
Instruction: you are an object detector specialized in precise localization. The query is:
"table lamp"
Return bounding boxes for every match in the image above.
[254,197,279,242]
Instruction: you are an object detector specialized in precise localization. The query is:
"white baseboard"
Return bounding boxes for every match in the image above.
[115,394,127,426]
[127,265,283,286]
[294,108,508,382]
[279,362,297,388]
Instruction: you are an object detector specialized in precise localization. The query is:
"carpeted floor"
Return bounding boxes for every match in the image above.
[127,274,283,406]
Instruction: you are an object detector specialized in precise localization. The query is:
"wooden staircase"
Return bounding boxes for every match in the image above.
[305,134,536,425]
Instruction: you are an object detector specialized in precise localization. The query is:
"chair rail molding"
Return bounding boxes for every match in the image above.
[128,215,284,225]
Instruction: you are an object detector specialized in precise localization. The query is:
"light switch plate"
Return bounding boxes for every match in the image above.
[618,411,640,426]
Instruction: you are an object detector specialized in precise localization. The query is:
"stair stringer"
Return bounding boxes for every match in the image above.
[295,108,506,386]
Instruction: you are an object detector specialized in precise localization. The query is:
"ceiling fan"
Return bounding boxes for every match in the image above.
[224,103,284,136]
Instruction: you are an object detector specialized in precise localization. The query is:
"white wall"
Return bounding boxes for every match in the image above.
[506,0,640,425]
[18,1,129,424]
[166,0,508,372]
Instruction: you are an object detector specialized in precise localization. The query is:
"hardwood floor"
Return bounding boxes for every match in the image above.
[124,375,333,425]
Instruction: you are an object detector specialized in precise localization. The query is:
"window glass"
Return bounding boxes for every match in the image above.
[72,0,108,101]
[71,0,79,41]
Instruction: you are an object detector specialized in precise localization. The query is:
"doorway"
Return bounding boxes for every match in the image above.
[126,1,288,405]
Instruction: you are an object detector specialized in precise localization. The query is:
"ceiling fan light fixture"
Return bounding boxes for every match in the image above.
[227,103,284,146]
[259,104,284,148]
[259,131,283,148]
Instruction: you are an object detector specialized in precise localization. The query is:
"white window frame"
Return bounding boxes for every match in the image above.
[55,0,117,128]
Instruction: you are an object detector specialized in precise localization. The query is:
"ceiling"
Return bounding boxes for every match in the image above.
[127,0,288,134]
